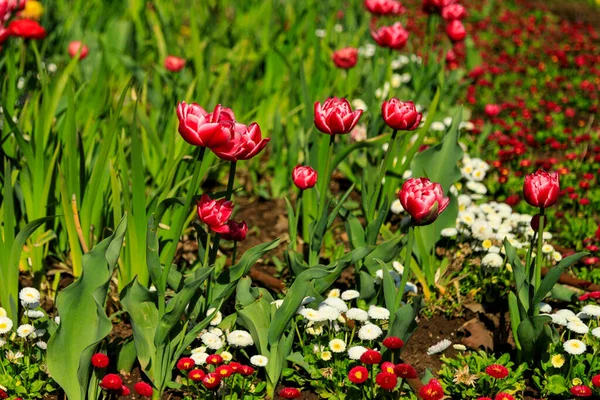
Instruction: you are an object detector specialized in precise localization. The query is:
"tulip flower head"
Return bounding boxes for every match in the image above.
[314,97,363,135]
[165,55,186,72]
[210,122,270,161]
[446,20,467,42]
[371,22,409,50]
[332,47,358,69]
[523,170,560,209]
[364,0,406,16]
[197,194,234,231]
[68,41,89,60]
[177,102,236,148]
[382,99,422,131]
[292,165,318,190]
[441,3,466,20]
[213,220,248,242]
[399,178,450,226]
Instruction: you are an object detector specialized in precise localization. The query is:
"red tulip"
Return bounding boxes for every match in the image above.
[165,55,186,72]
[100,374,123,391]
[348,366,369,384]
[133,382,153,397]
[394,363,418,379]
[523,170,560,208]
[292,165,318,190]
[399,178,450,226]
[364,0,406,16]
[176,102,235,148]
[382,99,422,131]
[332,47,358,69]
[7,18,45,39]
[210,122,270,161]
[202,372,222,390]
[314,97,363,135]
[68,41,89,60]
[441,4,466,20]
[213,220,248,241]
[197,194,233,230]
[90,353,109,368]
[446,20,466,42]
[371,22,409,50]
[376,372,397,390]
[279,388,302,399]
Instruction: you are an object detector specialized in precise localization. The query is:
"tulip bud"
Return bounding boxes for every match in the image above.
[213,220,248,241]
[398,178,450,226]
[292,165,318,190]
[364,0,406,16]
[197,194,234,229]
[523,170,560,209]
[68,41,89,60]
[314,97,363,135]
[381,99,422,131]
[332,47,358,69]
[446,20,466,42]
[165,55,186,72]
[371,22,409,50]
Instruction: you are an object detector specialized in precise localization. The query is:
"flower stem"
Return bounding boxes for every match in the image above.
[317,134,336,218]
[209,161,237,269]
[232,241,238,265]
[396,227,414,311]
[375,130,398,212]
[534,208,545,315]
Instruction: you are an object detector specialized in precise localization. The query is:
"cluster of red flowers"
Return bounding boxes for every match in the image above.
[569,374,600,397]
[91,353,153,397]
[0,0,45,45]
[176,356,256,391]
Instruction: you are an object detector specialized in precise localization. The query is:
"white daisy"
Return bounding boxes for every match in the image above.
[36,341,47,350]
[563,339,586,355]
[301,308,325,322]
[19,288,40,305]
[327,289,341,298]
[319,305,340,321]
[481,253,504,268]
[0,317,13,334]
[582,305,600,317]
[0,307,6,318]
[206,308,222,326]
[358,323,383,340]
[191,346,207,353]
[368,306,390,320]
[320,351,332,361]
[341,290,360,301]
[271,299,284,308]
[25,310,45,319]
[441,228,458,237]
[323,298,348,313]
[390,199,404,214]
[191,352,208,365]
[227,330,254,348]
[542,244,554,254]
[347,346,368,360]
[538,303,552,314]
[200,332,223,350]
[17,324,34,338]
[0,338,5,348]
[250,355,268,367]
[567,320,589,334]
[329,339,346,353]
[591,327,600,338]
[427,339,452,355]
[346,308,369,322]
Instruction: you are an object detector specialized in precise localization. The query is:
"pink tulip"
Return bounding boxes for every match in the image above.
[446,20,467,42]
[523,170,560,209]
[68,41,89,60]
[381,99,422,131]
[197,194,234,229]
[364,0,406,16]
[210,122,269,161]
[292,165,318,190]
[314,97,363,135]
[332,47,358,70]
[213,220,248,241]
[441,4,466,20]
[371,22,409,50]
[399,178,450,226]
[176,102,236,149]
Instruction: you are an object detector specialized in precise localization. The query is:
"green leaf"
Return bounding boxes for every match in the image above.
[532,252,588,306]
[517,315,552,362]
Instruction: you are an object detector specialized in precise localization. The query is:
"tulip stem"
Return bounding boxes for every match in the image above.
[209,161,238,274]
[534,208,545,314]
[232,241,238,265]
[159,146,206,316]
[375,129,398,214]
[396,227,414,312]
[317,135,336,217]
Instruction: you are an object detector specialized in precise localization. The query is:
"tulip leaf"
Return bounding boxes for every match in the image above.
[389,296,424,344]
[532,252,588,306]
[517,315,552,362]
[363,235,404,274]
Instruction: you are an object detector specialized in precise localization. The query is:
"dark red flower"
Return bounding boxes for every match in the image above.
[381,99,422,131]
[382,336,405,349]
[0,389,8,399]
[176,357,195,371]
[394,363,418,379]
[100,374,123,391]
[279,388,302,399]
[485,364,509,379]
[364,0,406,16]
[213,220,248,241]
[371,22,410,50]
[446,20,466,42]
[348,366,369,384]
[376,371,398,390]
[188,369,206,381]
[419,379,444,400]
[360,349,382,365]
[495,394,515,400]
[91,353,110,368]
[592,374,600,388]
[239,365,255,376]
[133,382,153,397]
[206,354,223,366]
[202,372,222,390]
[570,385,593,397]
[332,47,358,69]
[118,386,130,396]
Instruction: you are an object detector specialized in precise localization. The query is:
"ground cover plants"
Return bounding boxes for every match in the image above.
[1,0,599,398]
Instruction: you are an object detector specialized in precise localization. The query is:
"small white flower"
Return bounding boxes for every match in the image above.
[209,327,223,337]
[192,346,207,354]
[443,117,453,127]
[320,351,332,361]
[427,339,452,355]
[391,74,402,88]
[54,316,60,325]
[390,199,404,214]
[36,341,47,350]
[250,355,268,367]
[323,297,348,312]
[328,289,341,298]
[301,308,325,322]
[206,308,222,326]
[221,351,233,362]
[0,338,5,348]
[200,332,223,350]
[17,324,35,338]
[0,317,13,334]
[346,308,369,321]
[567,320,589,335]
[392,261,404,274]
[319,305,340,321]
[348,346,368,360]
[227,330,254,348]
[542,244,554,254]
[430,122,446,131]
[47,63,57,73]
[368,306,390,320]
[17,77,25,90]
[466,181,487,195]
[341,290,360,301]
[25,310,45,319]
[481,253,504,268]
[302,296,316,305]
[582,305,600,317]
[441,228,458,237]
[315,29,326,38]
[538,303,552,314]
[191,352,208,365]
[0,307,6,317]
[459,121,475,130]
[552,252,563,262]
[563,339,586,355]
[334,24,343,32]
[358,323,383,340]
[306,324,324,336]
[591,327,600,338]
[352,99,368,112]
[329,338,346,353]
[19,288,41,305]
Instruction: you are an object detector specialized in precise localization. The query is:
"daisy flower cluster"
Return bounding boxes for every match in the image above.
[536,301,600,397]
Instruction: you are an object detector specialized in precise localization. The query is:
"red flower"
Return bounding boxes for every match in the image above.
[133,382,153,397]
[446,20,467,42]
[484,104,501,118]
[215,365,234,378]
[0,389,8,399]
[523,170,560,209]
[7,19,46,39]
[376,371,398,390]
[68,41,89,60]
[382,336,405,349]
[592,374,600,388]
[314,97,363,135]
[279,388,302,399]
[292,165,318,190]
[165,56,186,72]
[485,364,509,379]
[206,354,223,366]
[476,398,493,400]
[394,363,418,379]
[360,349,382,365]
[381,362,395,374]
[176,102,236,148]
[176,357,196,371]
[202,372,222,390]
[99,374,123,391]
[441,4,466,20]
[197,194,234,230]
[348,366,369,384]
[399,178,450,226]
[364,0,405,16]
[91,353,109,368]
[118,386,130,396]
[332,47,358,69]
[381,99,422,131]
[213,220,248,242]
[239,365,255,376]
[229,362,242,373]
[495,394,515,400]
[188,369,206,381]
[419,379,444,400]
[371,22,409,50]
[210,122,270,161]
